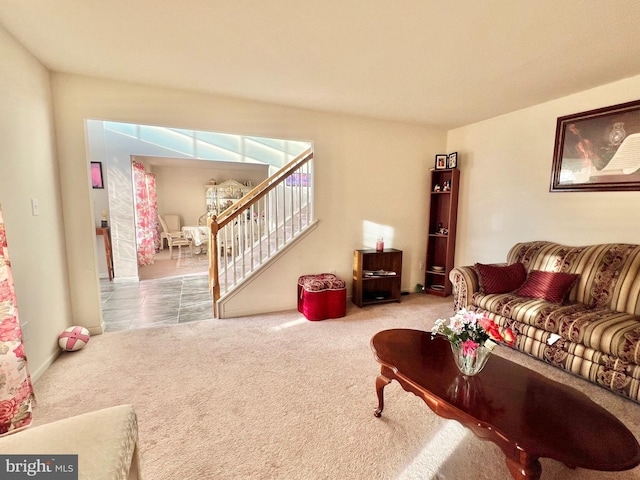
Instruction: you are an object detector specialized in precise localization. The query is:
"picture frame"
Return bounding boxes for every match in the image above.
[435,154,448,170]
[447,152,458,169]
[285,172,309,187]
[91,162,104,189]
[550,99,640,192]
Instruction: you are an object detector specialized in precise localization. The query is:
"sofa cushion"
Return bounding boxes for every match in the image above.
[473,292,584,334]
[488,314,640,401]
[515,270,580,304]
[475,262,526,294]
[474,291,640,366]
[506,241,640,315]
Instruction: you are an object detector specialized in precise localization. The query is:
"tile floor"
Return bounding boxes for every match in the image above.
[100,273,213,332]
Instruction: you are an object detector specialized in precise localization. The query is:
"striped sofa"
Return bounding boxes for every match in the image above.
[450,241,640,403]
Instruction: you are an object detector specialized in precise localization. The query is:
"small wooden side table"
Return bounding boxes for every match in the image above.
[352,249,402,307]
[95,227,114,281]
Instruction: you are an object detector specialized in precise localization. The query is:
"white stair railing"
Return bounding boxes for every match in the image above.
[209,149,314,316]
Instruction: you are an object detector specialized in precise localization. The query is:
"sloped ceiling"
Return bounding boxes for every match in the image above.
[2,0,640,128]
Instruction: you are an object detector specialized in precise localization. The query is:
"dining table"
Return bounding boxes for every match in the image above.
[181,225,209,249]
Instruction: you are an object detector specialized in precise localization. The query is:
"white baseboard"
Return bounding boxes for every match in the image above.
[219,301,297,319]
[113,276,139,284]
[87,324,104,336]
[30,349,61,383]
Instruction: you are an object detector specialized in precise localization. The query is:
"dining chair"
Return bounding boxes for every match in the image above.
[158,215,193,259]
[159,214,181,249]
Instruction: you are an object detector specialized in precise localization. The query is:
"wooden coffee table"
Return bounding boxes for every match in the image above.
[371,329,640,480]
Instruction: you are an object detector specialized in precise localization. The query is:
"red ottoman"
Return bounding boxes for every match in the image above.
[297,273,347,321]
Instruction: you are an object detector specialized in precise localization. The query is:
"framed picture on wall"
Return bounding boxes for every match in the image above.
[435,154,448,170]
[91,162,104,189]
[285,172,309,187]
[550,99,640,192]
[447,152,458,169]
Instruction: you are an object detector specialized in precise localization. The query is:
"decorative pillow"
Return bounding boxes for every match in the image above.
[515,270,580,304]
[475,262,527,294]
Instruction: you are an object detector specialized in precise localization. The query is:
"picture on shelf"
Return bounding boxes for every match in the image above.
[447,152,458,169]
[435,154,448,169]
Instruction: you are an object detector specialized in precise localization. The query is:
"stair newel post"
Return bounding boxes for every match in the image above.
[209,215,220,318]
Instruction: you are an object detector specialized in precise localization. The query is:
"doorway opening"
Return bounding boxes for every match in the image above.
[87,119,311,331]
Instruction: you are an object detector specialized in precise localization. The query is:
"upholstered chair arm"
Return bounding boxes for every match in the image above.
[449,265,479,313]
[0,404,141,480]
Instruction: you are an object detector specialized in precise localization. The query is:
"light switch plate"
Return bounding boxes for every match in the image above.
[31,198,39,216]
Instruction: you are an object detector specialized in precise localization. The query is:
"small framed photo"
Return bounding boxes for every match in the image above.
[435,154,448,170]
[91,162,104,189]
[447,152,458,169]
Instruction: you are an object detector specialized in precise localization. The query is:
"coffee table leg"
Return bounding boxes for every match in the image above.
[374,373,391,417]
[504,454,542,480]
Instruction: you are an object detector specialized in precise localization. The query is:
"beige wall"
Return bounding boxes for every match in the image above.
[0,27,73,378]
[448,75,640,266]
[9,16,640,376]
[51,73,445,319]
[154,162,269,227]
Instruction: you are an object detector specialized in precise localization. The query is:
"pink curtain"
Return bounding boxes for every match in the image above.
[133,162,158,266]
[147,174,160,252]
[0,205,35,435]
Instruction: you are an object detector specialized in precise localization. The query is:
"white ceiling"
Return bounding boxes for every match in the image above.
[2,0,640,129]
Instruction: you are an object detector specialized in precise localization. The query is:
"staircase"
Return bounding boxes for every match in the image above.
[208,149,315,317]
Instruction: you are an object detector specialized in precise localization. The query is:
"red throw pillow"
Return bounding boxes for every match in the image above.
[475,262,527,294]
[515,270,580,304]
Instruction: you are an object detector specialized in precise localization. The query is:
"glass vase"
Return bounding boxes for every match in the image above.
[450,343,492,376]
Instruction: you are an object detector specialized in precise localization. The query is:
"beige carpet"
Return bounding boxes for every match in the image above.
[32,294,640,479]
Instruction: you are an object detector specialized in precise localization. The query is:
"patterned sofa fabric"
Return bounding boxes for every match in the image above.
[506,241,640,314]
[450,241,640,403]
